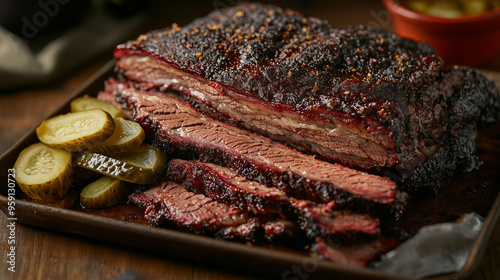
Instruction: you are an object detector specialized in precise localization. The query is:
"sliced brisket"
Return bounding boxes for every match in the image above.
[129,182,247,230]
[167,159,381,242]
[113,2,500,194]
[101,79,405,216]
[167,158,291,214]
[129,181,298,242]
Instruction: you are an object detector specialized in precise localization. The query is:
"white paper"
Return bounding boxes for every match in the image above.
[373,212,484,279]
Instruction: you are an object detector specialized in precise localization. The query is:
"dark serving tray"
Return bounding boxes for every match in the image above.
[1,60,500,280]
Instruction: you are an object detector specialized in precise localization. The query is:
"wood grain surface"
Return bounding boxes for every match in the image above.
[1,1,500,279]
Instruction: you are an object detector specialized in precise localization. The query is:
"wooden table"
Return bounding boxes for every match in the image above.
[1,1,500,279]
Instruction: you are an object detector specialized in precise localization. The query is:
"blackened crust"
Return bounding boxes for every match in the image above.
[115,2,442,123]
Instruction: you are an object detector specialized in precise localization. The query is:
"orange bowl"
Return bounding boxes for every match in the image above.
[383,0,500,66]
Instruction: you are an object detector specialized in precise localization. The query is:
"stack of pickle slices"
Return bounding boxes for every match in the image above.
[13,97,166,208]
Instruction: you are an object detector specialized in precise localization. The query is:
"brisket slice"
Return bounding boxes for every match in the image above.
[114,2,500,194]
[129,182,298,243]
[101,79,405,216]
[313,237,398,267]
[167,159,380,242]
[129,182,247,230]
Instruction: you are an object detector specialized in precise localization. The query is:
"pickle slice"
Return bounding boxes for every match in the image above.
[13,143,73,200]
[91,118,145,155]
[76,144,166,184]
[36,109,115,152]
[71,96,125,119]
[80,176,128,208]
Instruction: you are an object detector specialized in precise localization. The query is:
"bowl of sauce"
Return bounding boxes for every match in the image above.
[383,0,500,66]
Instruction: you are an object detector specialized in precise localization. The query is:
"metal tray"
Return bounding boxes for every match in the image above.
[1,60,500,280]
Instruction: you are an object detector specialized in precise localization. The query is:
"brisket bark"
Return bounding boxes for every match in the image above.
[129,181,299,242]
[218,218,300,244]
[167,159,381,242]
[113,2,500,194]
[101,79,404,216]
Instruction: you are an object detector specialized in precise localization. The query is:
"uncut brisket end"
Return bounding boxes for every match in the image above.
[102,79,404,216]
[129,182,298,242]
[167,159,381,242]
[114,2,500,194]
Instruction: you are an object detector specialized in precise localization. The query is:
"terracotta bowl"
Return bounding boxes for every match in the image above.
[383,0,500,66]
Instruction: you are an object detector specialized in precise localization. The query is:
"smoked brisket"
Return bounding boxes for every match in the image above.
[101,79,405,216]
[167,159,381,242]
[129,181,299,242]
[95,2,500,268]
[113,2,500,194]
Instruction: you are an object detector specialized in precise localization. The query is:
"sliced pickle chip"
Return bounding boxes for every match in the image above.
[80,176,128,208]
[76,144,166,184]
[13,143,73,200]
[91,118,145,155]
[71,96,125,119]
[36,109,115,152]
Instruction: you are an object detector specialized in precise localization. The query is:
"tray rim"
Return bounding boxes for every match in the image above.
[1,60,499,280]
